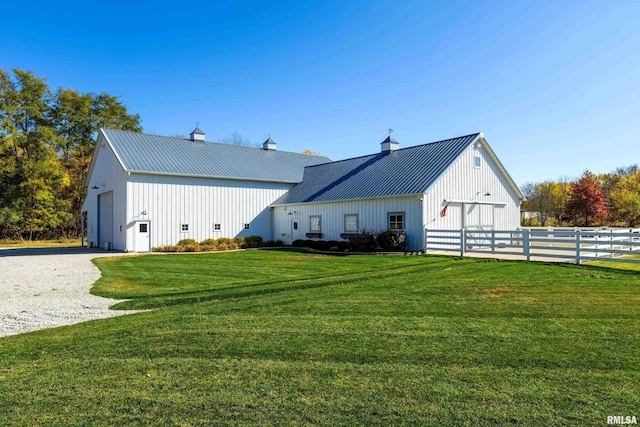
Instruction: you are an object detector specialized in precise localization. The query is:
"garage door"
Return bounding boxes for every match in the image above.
[98,191,113,248]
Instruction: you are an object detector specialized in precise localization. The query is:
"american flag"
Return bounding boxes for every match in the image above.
[440,206,447,217]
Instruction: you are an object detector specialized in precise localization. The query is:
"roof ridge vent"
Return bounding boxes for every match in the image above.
[190,127,205,141]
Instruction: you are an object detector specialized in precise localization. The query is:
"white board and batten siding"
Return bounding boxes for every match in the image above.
[125,173,294,251]
[422,142,521,232]
[83,136,128,250]
[272,195,424,250]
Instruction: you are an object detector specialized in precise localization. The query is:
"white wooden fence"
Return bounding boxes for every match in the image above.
[424,228,640,264]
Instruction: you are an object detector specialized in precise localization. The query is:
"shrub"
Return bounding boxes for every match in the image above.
[245,235,263,248]
[233,236,246,249]
[303,239,316,249]
[292,239,305,247]
[326,240,340,251]
[337,241,349,251]
[152,245,179,252]
[348,229,377,252]
[377,230,407,251]
[275,240,284,246]
[200,239,218,251]
[312,240,327,250]
[264,240,277,247]
[216,237,238,250]
[181,243,201,252]
[177,238,197,247]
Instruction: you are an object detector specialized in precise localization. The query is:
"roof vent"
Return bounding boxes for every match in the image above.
[263,136,277,151]
[190,127,205,142]
[380,135,399,154]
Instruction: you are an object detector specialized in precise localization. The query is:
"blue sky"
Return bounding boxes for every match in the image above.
[2,0,639,185]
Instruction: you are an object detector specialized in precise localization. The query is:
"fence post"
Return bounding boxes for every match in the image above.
[491,230,496,254]
[460,229,466,257]
[575,230,581,264]
[523,230,530,261]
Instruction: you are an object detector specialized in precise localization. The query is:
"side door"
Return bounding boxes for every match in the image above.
[135,221,151,252]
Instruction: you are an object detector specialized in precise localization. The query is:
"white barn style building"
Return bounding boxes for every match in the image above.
[82,128,523,252]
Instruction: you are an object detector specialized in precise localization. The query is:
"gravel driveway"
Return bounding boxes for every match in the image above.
[0,247,137,338]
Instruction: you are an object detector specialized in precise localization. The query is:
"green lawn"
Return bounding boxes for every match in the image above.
[1,251,639,426]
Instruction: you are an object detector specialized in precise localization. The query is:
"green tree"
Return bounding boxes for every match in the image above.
[50,89,141,237]
[0,68,71,239]
[0,68,141,239]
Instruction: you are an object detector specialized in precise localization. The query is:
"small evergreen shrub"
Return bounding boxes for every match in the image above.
[292,239,305,247]
[377,230,407,251]
[264,240,277,247]
[348,229,377,252]
[303,239,316,249]
[245,235,263,248]
[275,240,284,246]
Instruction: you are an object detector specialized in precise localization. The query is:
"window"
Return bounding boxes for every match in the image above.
[214,224,221,231]
[388,212,405,230]
[181,224,189,232]
[244,223,250,230]
[344,214,359,233]
[474,155,481,168]
[309,215,321,232]
[293,221,298,230]
[139,223,148,233]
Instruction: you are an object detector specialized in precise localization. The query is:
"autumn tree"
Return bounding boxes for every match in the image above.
[520,181,567,225]
[609,171,640,226]
[565,170,608,226]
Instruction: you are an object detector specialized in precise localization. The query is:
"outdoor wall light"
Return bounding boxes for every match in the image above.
[92,185,99,190]
[141,211,147,216]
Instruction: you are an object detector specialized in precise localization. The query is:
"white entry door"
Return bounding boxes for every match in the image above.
[135,221,151,252]
[290,218,302,244]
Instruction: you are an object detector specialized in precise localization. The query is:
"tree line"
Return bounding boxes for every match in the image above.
[521,166,640,227]
[0,68,142,240]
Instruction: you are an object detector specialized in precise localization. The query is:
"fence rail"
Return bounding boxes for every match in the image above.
[425,228,640,264]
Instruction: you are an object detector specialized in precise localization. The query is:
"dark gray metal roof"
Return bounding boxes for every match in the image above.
[101,129,331,183]
[191,127,205,135]
[274,133,481,204]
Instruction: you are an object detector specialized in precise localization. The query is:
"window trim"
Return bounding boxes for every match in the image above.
[474,155,481,168]
[387,212,405,231]
[309,215,322,232]
[344,213,359,233]
[181,224,189,232]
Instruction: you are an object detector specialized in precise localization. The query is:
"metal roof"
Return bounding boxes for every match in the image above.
[101,129,331,183]
[273,133,481,204]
